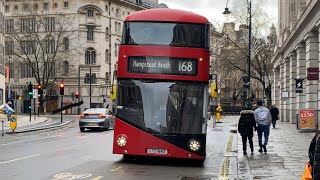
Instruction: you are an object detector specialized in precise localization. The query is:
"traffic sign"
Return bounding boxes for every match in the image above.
[296,79,303,93]
[33,89,38,99]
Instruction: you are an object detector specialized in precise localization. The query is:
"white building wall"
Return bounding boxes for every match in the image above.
[272,0,320,125]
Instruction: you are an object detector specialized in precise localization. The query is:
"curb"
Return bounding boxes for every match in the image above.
[6,120,71,134]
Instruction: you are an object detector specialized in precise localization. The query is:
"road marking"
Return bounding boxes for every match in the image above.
[0,135,61,147]
[110,166,123,172]
[0,154,40,165]
[92,176,103,180]
[59,142,93,151]
[53,172,92,180]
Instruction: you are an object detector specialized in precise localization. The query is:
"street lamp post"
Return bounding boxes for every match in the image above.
[223,0,252,108]
[8,56,11,102]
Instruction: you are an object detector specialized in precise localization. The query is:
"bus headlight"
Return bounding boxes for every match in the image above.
[117,135,127,147]
[189,139,201,151]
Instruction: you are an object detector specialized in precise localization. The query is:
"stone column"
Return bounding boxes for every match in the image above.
[304,32,319,110]
[272,67,281,107]
[280,61,285,122]
[284,58,290,122]
[318,27,320,123]
[289,51,297,123]
[295,43,306,110]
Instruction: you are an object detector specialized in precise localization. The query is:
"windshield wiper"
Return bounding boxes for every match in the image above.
[139,79,156,83]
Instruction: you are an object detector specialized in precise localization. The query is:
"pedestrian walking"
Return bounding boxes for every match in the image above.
[269,104,279,128]
[254,100,272,153]
[238,107,257,155]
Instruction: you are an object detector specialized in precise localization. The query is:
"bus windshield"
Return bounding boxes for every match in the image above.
[116,80,207,134]
[122,22,209,49]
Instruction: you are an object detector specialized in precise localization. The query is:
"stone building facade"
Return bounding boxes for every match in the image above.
[0,0,4,105]
[4,0,166,113]
[272,0,320,123]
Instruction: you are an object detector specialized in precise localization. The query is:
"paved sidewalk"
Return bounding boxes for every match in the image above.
[0,115,49,131]
[237,120,315,180]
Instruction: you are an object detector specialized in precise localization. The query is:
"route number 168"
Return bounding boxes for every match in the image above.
[178,61,193,72]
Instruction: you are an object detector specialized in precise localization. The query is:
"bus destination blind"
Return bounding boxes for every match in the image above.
[128,56,198,76]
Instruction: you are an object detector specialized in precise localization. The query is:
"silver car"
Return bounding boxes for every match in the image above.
[79,108,115,132]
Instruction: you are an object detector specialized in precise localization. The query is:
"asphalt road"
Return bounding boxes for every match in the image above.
[0,115,237,180]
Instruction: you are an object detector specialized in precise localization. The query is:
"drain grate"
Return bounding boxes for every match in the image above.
[230,129,237,133]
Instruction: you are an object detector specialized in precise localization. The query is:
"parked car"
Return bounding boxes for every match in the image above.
[79,108,115,132]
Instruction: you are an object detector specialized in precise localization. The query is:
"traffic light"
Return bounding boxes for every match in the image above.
[28,83,33,96]
[38,85,42,95]
[71,92,74,100]
[59,82,64,95]
[37,101,40,107]
[75,92,79,100]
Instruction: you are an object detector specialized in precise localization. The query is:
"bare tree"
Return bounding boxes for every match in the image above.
[6,6,81,111]
[214,0,276,107]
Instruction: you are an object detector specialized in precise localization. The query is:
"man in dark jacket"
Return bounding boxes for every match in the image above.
[238,107,257,155]
[269,105,279,128]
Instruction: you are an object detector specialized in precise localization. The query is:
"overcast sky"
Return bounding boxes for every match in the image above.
[158,0,278,28]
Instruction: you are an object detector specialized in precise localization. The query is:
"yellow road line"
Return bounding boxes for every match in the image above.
[92,176,103,180]
[219,133,234,180]
[110,166,123,172]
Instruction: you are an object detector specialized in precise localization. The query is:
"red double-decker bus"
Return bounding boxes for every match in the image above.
[113,8,210,160]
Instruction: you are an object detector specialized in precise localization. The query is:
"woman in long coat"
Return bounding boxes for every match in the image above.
[238,107,257,155]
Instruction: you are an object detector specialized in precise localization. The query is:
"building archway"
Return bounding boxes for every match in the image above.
[46,88,58,113]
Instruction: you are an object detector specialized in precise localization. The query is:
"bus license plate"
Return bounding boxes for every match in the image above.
[146,148,168,155]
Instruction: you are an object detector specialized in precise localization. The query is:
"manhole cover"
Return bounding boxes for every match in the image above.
[230,129,237,133]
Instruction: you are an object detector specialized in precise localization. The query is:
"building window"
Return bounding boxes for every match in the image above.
[114,43,119,57]
[105,27,109,41]
[44,37,55,54]
[115,22,121,34]
[85,73,96,84]
[44,3,49,10]
[52,3,57,9]
[5,41,14,55]
[21,18,36,32]
[14,5,19,10]
[21,63,35,78]
[63,38,69,51]
[105,49,110,63]
[45,62,55,77]
[85,48,96,64]
[62,61,69,76]
[87,25,94,41]
[33,4,38,10]
[105,72,111,85]
[5,19,14,33]
[44,17,55,32]
[5,6,9,12]
[64,2,69,8]
[21,40,36,54]
[23,4,29,11]
[115,8,120,18]
[87,9,94,17]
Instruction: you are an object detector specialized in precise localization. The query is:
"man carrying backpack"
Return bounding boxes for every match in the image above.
[238,107,257,155]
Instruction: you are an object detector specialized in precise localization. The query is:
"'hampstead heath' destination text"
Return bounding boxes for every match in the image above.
[132,60,170,69]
